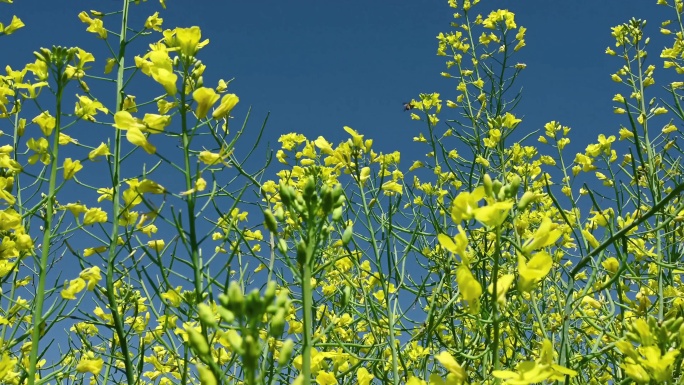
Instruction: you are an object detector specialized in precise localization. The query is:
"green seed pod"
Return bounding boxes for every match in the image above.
[492,180,503,197]
[197,364,217,385]
[187,327,210,356]
[264,210,278,233]
[274,207,285,222]
[341,285,351,308]
[245,288,262,318]
[332,184,343,204]
[663,318,684,331]
[332,207,343,222]
[279,183,292,207]
[278,339,295,367]
[275,288,290,308]
[243,335,258,368]
[321,186,334,214]
[217,307,235,323]
[227,281,244,315]
[278,238,288,255]
[264,281,277,303]
[509,174,521,196]
[498,186,510,201]
[303,176,316,199]
[483,174,493,197]
[517,191,537,211]
[293,199,305,214]
[335,193,346,208]
[625,331,641,343]
[341,224,353,245]
[198,303,216,327]
[225,329,244,354]
[270,308,287,337]
[296,240,307,265]
[218,293,230,308]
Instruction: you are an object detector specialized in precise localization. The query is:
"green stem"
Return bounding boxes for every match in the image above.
[300,231,315,385]
[27,61,65,385]
[104,2,137,384]
[490,226,502,383]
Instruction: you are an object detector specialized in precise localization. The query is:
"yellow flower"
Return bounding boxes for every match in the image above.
[135,50,177,95]
[456,264,481,313]
[356,367,374,385]
[63,158,83,180]
[172,26,208,57]
[522,218,562,253]
[1,15,24,35]
[199,148,232,166]
[75,94,108,121]
[32,111,56,136]
[193,87,220,119]
[78,11,106,38]
[79,266,102,290]
[76,353,104,375]
[438,225,468,259]
[144,12,163,31]
[315,371,337,385]
[450,186,486,223]
[142,113,171,134]
[517,251,553,293]
[473,200,514,227]
[61,278,86,300]
[147,239,165,252]
[212,93,239,119]
[435,351,467,382]
[88,142,111,160]
[83,207,108,225]
[113,111,158,154]
[161,286,183,307]
[601,257,619,274]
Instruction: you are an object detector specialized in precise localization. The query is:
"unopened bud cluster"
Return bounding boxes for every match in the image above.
[263,176,351,264]
[483,173,521,202]
[215,281,294,370]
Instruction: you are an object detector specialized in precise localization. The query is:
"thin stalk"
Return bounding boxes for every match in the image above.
[104,2,137,384]
[27,62,65,385]
[300,225,316,385]
[490,226,502,383]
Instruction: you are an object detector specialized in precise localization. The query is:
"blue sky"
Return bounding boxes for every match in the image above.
[3,0,670,160]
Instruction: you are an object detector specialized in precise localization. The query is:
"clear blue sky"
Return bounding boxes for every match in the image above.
[3,0,669,159]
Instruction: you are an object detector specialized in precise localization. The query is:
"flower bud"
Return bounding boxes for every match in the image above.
[217,307,235,323]
[187,327,210,356]
[296,240,307,265]
[197,364,217,385]
[332,207,343,222]
[227,281,244,314]
[278,238,288,255]
[198,303,216,327]
[264,210,278,233]
[517,191,538,211]
[509,174,521,196]
[270,308,286,337]
[278,339,295,367]
[279,183,293,207]
[225,329,244,354]
[303,176,316,199]
[492,180,503,197]
[274,207,285,222]
[483,174,493,197]
[341,224,353,245]
[264,281,277,303]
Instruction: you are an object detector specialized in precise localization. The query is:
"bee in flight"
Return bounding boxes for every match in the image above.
[403,101,415,111]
